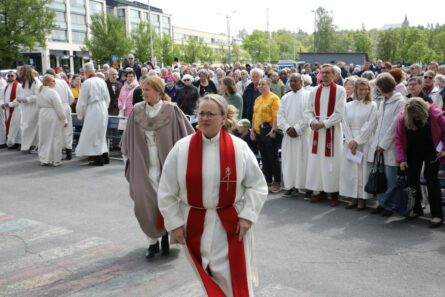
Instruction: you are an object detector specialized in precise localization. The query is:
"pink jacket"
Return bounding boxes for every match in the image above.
[118,81,139,117]
[395,103,445,164]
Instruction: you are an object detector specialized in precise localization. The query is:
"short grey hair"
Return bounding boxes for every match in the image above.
[332,65,341,74]
[435,74,445,88]
[301,74,312,85]
[250,68,264,77]
[84,62,95,74]
[361,71,375,81]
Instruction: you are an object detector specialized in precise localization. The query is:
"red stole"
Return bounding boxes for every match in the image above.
[312,82,337,157]
[4,81,18,136]
[185,129,249,297]
[87,73,97,78]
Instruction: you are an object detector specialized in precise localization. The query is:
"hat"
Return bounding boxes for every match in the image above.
[165,74,176,82]
[237,119,251,128]
[182,74,194,82]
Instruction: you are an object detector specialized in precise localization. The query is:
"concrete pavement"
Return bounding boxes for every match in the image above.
[1,149,444,297]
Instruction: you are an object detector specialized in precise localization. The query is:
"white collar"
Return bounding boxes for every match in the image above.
[202,131,221,143]
[146,99,163,111]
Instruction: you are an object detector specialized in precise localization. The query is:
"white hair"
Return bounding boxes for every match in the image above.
[84,62,95,74]
[301,74,312,85]
[332,65,341,74]
[250,68,264,77]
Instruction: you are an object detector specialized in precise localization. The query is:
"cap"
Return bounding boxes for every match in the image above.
[182,74,194,82]
[237,119,251,127]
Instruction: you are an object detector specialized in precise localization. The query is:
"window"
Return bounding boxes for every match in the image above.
[162,28,170,36]
[150,14,159,26]
[70,0,85,14]
[54,11,67,29]
[70,13,86,31]
[50,29,67,42]
[89,1,103,15]
[130,9,140,20]
[161,16,170,28]
[72,31,86,44]
[117,8,125,19]
[49,0,66,12]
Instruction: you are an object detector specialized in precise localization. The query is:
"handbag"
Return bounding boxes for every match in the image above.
[382,170,416,216]
[364,151,387,194]
[259,122,283,144]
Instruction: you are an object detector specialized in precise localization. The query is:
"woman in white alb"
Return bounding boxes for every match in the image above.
[36,75,67,166]
[340,78,378,210]
[17,65,41,152]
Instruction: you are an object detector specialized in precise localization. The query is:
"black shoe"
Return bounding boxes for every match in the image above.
[103,153,110,164]
[406,211,423,220]
[89,155,104,166]
[283,188,296,197]
[145,241,160,259]
[371,205,385,214]
[65,149,72,160]
[381,210,393,217]
[0,144,7,149]
[161,234,170,256]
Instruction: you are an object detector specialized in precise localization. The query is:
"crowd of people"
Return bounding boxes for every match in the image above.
[2,54,445,297]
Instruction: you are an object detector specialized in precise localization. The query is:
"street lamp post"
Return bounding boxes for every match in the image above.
[222,11,236,65]
[311,9,317,52]
[147,0,155,65]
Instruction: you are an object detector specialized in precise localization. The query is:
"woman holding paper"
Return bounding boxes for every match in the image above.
[395,98,445,228]
[340,78,378,210]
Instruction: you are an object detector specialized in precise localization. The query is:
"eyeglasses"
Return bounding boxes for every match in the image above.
[424,76,433,79]
[128,58,134,60]
[198,112,222,119]
[183,79,191,82]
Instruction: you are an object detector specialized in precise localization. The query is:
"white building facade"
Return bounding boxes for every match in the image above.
[23,0,171,74]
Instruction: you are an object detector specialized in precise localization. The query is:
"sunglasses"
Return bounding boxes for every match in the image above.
[7,75,14,77]
[424,76,433,79]
[183,79,191,81]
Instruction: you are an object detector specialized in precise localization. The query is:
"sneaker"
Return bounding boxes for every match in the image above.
[269,183,282,193]
[283,188,296,197]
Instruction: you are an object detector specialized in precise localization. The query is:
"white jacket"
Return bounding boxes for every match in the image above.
[367,92,405,166]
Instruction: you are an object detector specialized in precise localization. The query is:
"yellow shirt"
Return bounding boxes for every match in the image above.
[252,92,280,134]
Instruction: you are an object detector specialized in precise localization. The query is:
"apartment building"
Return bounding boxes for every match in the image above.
[23,0,171,74]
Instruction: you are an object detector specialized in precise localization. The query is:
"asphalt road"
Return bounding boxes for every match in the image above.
[1,149,445,297]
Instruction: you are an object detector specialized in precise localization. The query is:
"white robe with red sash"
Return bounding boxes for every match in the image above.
[158,130,268,297]
[304,83,346,193]
[0,81,22,146]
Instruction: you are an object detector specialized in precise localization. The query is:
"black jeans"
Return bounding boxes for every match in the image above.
[256,134,281,184]
[407,154,443,219]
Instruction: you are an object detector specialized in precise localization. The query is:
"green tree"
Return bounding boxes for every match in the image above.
[159,34,175,66]
[242,30,279,63]
[352,31,372,55]
[199,43,216,63]
[182,37,202,63]
[376,30,400,62]
[131,21,160,64]
[83,14,133,66]
[0,0,55,68]
[314,7,336,52]
[432,30,445,62]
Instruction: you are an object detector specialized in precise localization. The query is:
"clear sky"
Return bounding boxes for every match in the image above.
[147,0,444,35]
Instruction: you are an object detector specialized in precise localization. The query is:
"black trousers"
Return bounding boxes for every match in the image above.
[407,153,443,219]
[256,134,281,184]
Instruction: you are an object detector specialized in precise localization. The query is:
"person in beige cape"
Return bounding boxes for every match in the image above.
[120,76,194,259]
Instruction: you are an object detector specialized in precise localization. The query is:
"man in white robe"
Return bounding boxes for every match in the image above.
[75,62,110,166]
[304,64,346,207]
[0,71,21,149]
[46,69,75,160]
[278,73,310,196]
